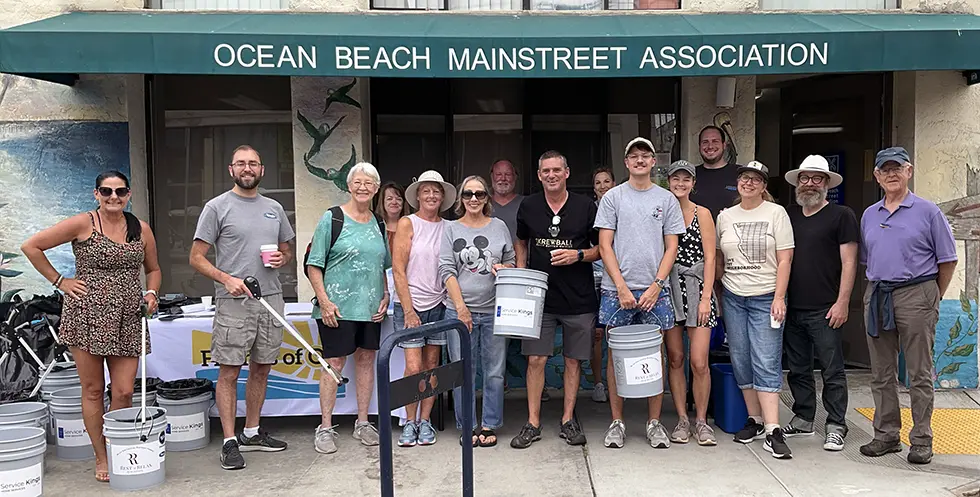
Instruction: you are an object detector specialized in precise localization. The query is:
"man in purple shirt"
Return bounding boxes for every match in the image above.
[858,146,957,465]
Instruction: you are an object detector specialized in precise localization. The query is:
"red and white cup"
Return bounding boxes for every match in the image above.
[260,244,278,268]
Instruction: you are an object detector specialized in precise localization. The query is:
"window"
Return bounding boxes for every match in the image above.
[150,76,296,299]
[149,0,289,8]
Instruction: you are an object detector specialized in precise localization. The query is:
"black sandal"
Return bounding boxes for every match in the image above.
[478,428,497,447]
[459,429,479,447]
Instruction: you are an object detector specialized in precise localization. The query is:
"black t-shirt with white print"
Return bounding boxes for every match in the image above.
[516,191,599,314]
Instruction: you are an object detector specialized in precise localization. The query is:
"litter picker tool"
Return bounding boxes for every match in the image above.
[243,276,348,385]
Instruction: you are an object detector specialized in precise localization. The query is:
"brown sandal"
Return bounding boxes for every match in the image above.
[95,469,109,483]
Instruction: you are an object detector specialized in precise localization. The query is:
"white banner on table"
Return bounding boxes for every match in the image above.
[140,303,407,422]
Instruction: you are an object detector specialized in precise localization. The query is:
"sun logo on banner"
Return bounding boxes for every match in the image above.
[191,319,342,400]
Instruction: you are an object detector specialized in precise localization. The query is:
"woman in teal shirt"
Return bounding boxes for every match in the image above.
[305,161,391,456]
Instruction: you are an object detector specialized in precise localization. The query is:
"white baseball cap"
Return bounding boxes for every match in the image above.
[624,137,656,157]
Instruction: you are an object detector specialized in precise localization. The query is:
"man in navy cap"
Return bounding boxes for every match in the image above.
[858,147,957,465]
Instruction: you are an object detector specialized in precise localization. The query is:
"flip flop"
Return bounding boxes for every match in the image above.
[478,428,497,448]
[95,469,110,483]
[459,429,479,447]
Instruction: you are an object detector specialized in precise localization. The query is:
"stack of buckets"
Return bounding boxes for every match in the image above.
[0,360,80,497]
[0,402,48,496]
[607,324,665,398]
[492,268,549,340]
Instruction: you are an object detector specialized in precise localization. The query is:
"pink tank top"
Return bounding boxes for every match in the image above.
[406,214,446,311]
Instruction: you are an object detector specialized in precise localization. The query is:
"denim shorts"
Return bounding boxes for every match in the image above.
[394,303,447,348]
[721,289,784,393]
[598,288,675,332]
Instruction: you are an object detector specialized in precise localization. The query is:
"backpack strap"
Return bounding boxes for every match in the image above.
[373,213,387,246]
[328,205,345,253]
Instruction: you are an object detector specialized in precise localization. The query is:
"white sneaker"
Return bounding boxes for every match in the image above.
[591,382,608,403]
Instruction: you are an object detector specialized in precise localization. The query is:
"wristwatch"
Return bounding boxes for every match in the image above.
[577,250,584,262]
[654,278,667,288]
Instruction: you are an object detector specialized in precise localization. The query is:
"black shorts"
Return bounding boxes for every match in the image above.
[317,319,382,358]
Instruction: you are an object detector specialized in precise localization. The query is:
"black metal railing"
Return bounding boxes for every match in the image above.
[370,0,680,10]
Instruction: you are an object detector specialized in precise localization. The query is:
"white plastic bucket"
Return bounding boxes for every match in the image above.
[0,427,46,497]
[48,386,95,461]
[608,325,665,399]
[103,406,168,492]
[493,268,549,340]
[40,363,80,446]
[157,393,211,452]
[0,402,49,432]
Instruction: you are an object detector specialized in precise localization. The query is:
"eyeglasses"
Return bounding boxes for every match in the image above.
[738,175,764,185]
[351,180,376,189]
[231,161,262,169]
[877,166,906,176]
[461,190,488,200]
[98,187,131,197]
[627,153,654,162]
[797,175,826,185]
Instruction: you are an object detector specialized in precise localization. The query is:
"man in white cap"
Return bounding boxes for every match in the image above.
[595,137,686,449]
[781,155,858,452]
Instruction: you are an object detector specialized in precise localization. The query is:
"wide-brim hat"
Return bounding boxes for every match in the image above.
[784,155,843,189]
[405,170,456,212]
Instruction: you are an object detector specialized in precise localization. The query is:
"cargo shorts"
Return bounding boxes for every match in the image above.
[211,294,285,366]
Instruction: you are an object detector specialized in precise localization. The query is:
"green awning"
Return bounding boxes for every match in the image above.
[1,11,979,79]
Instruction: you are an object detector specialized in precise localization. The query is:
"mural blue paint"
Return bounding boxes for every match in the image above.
[933,293,979,389]
[0,121,130,298]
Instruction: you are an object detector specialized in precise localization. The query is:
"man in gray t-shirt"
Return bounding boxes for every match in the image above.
[189,145,296,470]
[490,158,525,244]
[594,137,685,450]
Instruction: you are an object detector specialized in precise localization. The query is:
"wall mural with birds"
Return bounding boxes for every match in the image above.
[291,77,367,302]
[296,78,361,193]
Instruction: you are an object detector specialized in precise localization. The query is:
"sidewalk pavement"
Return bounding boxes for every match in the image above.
[41,372,980,496]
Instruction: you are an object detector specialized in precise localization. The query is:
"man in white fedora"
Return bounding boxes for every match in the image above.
[781,155,859,451]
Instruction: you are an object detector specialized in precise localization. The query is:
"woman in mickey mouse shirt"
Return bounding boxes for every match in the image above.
[439,175,516,448]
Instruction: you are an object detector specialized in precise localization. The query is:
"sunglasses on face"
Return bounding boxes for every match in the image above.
[461,190,488,200]
[98,187,131,197]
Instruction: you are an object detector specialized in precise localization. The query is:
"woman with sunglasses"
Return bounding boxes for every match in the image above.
[715,161,795,459]
[21,170,161,482]
[439,175,515,447]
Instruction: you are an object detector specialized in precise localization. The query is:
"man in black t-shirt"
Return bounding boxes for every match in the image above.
[782,155,859,452]
[511,150,601,450]
[689,126,740,220]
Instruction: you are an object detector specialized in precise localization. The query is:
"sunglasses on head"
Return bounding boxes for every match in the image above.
[98,187,131,197]
[461,190,488,200]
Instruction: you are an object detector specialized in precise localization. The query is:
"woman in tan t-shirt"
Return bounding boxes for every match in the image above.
[715,161,795,460]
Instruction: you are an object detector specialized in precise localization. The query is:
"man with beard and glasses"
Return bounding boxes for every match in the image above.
[191,145,296,470]
[782,155,858,452]
[689,126,741,220]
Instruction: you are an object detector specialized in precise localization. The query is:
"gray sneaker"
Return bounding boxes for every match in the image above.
[314,425,339,454]
[604,419,626,449]
[693,420,717,446]
[417,420,437,446]
[353,421,380,446]
[646,420,671,449]
[670,417,691,444]
[398,422,419,447]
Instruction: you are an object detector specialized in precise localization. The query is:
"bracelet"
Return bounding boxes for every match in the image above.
[53,275,63,289]
[144,289,158,298]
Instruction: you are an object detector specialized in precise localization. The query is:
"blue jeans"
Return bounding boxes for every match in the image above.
[721,289,784,393]
[394,303,447,348]
[445,307,506,432]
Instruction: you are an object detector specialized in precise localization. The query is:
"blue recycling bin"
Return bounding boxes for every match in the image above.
[710,363,748,434]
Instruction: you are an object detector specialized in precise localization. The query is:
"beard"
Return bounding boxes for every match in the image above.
[796,186,827,208]
[234,172,261,190]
